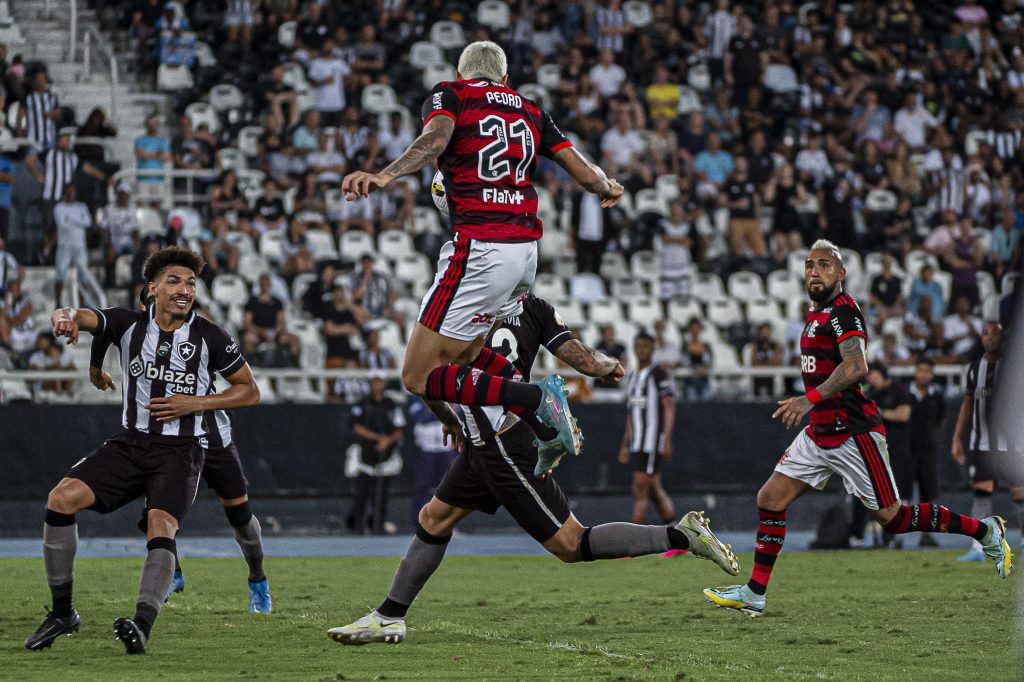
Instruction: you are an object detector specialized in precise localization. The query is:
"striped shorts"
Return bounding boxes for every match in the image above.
[417,235,537,341]
[775,429,900,510]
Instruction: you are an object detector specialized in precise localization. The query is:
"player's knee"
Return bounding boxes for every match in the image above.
[46,487,77,515]
[418,502,453,535]
[146,509,179,538]
[545,530,582,563]
[401,365,427,396]
[756,485,783,511]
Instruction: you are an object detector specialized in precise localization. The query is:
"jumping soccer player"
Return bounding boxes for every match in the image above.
[24,246,259,653]
[704,239,1012,617]
[341,41,624,473]
[89,291,271,612]
[328,294,738,645]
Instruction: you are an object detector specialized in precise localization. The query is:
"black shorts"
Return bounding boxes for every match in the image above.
[201,442,249,500]
[631,450,662,475]
[969,450,1024,487]
[435,420,571,543]
[66,431,204,522]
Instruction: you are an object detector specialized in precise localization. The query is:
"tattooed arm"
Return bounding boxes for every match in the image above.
[341,116,455,200]
[554,339,625,381]
[773,336,869,429]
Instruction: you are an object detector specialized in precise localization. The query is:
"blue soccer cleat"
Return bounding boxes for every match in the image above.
[980,516,1013,578]
[248,578,272,613]
[163,570,185,602]
[533,375,583,477]
[703,584,766,617]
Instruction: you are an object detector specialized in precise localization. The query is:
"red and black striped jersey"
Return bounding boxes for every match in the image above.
[799,292,885,447]
[421,79,573,242]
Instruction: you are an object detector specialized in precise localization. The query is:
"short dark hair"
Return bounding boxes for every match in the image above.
[635,331,654,344]
[143,246,205,283]
[916,358,934,369]
[872,363,889,379]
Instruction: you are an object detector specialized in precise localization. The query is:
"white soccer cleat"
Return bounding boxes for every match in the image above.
[328,611,406,645]
[677,511,740,576]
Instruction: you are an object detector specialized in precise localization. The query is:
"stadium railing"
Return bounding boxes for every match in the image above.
[0,364,969,404]
[110,168,263,207]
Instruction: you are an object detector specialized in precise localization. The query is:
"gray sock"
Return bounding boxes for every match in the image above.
[581,523,671,560]
[136,546,176,616]
[232,516,266,582]
[970,493,993,548]
[384,528,451,613]
[43,522,78,587]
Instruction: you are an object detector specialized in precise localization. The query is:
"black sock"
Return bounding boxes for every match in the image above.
[524,411,558,441]
[134,603,158,638]
[51,580,73,617]
[174,556,182,573]
[666,527,690,550]
[377,597,409,619]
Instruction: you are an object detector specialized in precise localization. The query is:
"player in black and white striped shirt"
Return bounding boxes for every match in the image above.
[951,320,1024,559]
[24,246,260,655]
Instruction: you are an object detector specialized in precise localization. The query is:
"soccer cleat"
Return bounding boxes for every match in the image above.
[958,546,986,562]
[113,617,147,655]
[248,578,272,613]
[328,610,406,645]
[703,584,766,617]
[164,569,185,602]
[24,607,80,650]
[980,516,1013,579]
[533,375,584,477]
[676,511,740,576]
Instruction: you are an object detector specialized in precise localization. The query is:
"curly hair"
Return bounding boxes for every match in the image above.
[142,246,205,283]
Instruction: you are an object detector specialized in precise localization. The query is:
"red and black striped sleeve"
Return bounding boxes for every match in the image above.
[421,82,460,126]
[537,109,572,157]
[828,302,867,345]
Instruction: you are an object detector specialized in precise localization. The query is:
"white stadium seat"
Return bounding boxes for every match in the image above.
[533,273,567,301]
[1002,272,1018,295]
[634,188,667,217]
[157,64,193,91]
[410,41,445,68]
[377,230,416,260]
[727,271,765,300]
[655,174,680,203]
[667,298,703,325]
[216,147,246,171]
[185,102,220,134]
[429,21,467,50]
[588,299,622,325]
[537,64,561,90]
[599,252,629,281]
[569,273,606,304]
[706,297,743,328]
[340,230,377,262]
[627,299,661,328]
[394,254,433,290]
[236,126,263,158]
[477,0,511,29]
[767,269,803,302]
[692,273,725,303]
[746,298,781,326]
[630,250,659,282]
[361,84,399,114]
[136,207,165,238]
[624,0,653,27]
[551,297,585,328]
[211,274,249,308]
[237,254,270,283]
[304,229,339,261]
[277,21,297,48]
[611,278,649,301]
[209,83,244,112]
[518,83,549,109]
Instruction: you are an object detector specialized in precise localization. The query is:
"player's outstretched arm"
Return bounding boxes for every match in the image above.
[554,339,625,381]
[950,394,973,465]
[773,336,869,429]
[147,364,260,422]
[341,116,455,200]
[50,307,101,345]
[552,146,623,207]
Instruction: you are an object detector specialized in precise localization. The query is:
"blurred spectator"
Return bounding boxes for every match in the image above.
[99,182,139,287]
[324,285,366,382]
[851,90,892,144]
[243,273,300,365]
[377,111,414,165]
[765,162,812,264]
[293,109,322,166]
[868,253,905,323]
[941,295,982,360]
[593,0,631,54]
[907,263,946,319]
[682,317,712,401]
[308,40,350,128]
[172,115,215,174]
[589,48,627,97]
[339,107,377,170]
[347,374,404,535]
[302,262,338,319]
[704,0,736,84]
[723,156,767,260]
[351,26,385,89]
[747,323,783,397]
[75,108,118,164]
[600,110,649,190]
[725,15,763,101]
[253,179,287,235]
[157,3,195,66]
[651,319,681,371]
[794,135,832,186]
[658,198,699,300]
[408,396,459,526]
[869,332,913,367]
[260,64,300,128]
[648,115,679,177]
[208,170,253,237]
[645,65,680,120]
[134,114,171,204]
[28,333,74,396]
[0,236,21,298]
[225,0,255,47]
[894,91,939,150]
[570,192,610,275]
[16,69,60,151]
[198,216,240,284]
[359,328,396,370]
[906,359,946,545]
[904,294,942,358]
[53,185,102,307]
[1,279,36,354]
[703,89,741,143]
[0,143,14,242]
[693,132,733,197]
[990,212,1021,280]
[593,324,628,396]
[308,131,346,187]
[946,217,984,305]
[281,217,315,280]
[349,255,398,323]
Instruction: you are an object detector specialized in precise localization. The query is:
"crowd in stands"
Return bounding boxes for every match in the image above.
[1,0,1023,402]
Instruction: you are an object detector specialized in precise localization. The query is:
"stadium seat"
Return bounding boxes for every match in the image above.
[412,206,443,235]
[667,298,703,325]
[223,231,255,256]
[1002,272,1018,295]
[767,269,803,302]
[207,84,242,114]
[276,377,322,403]
[864,251,905,279]
[195,41,217,68]
[237,253,270,283]
[476,0,511,29]
[552,253,577,280]
[840,249,864,290]
[905,250,939,278]
[787,248,811,276]
[212,274,250,308]
[538,225,570,262]
[217,147,246,171]
[630,250,659,282]
[676,85,703,114]
[981,296,1000,321]
[865,189,897,213]
[706,297,743,328]
[655,174,680,203]
[627,299,661,328]
[423,62,456,89]
[611,278,649,301]
[537,64,561,90]
[570,273,606,304]
[533,272,567,301]
[614,189,635,218]
[624,0,653,27]
[746,298,781,326]
[339,230,377,262]
[291,272,317,304]
[932,269,952,305]
[787,297,810,321]
[588,299,622,325]
[281,62,307,89]
[964,129,986,156]
[185,102,221,134]
[599,252,629,281]
[278,20,297,48]
[136,207,164,238]
[157,64,193,91]
[727,271,765,300]
[687,63,711,91]
[236,125,262,159]
[377,230,416,260]
[635,188,667,217]
[305,229,339,261]
[518,83,549,109]
[361,84,398,114]
[409,41,445,67]
[394,254,433,290]
[429,21,467,49]
[551,297,585,328]
[692,273,725,303]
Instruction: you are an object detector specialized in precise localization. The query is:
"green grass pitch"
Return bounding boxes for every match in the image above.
[1,551,1018,681]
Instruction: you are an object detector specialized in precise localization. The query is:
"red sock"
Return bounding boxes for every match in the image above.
[467,348,527,415]
[424,364,541,409]
[883,504,989,541]
[748,507,786,596]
